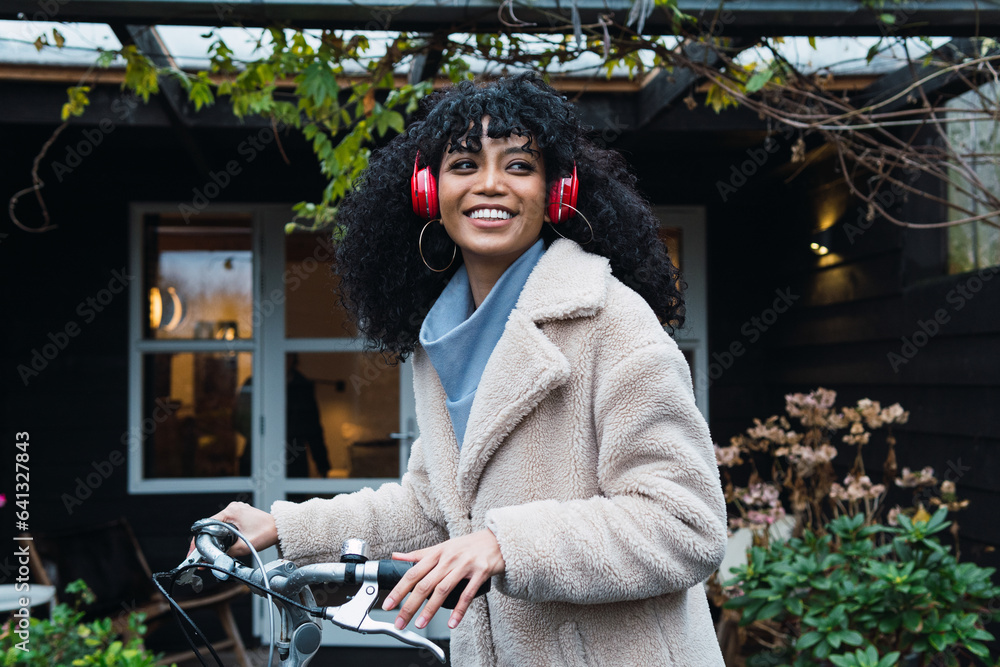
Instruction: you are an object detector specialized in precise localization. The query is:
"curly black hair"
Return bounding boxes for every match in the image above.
[335,73,684,361]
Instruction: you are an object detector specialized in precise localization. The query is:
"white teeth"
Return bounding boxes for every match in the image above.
[469,208,513,220]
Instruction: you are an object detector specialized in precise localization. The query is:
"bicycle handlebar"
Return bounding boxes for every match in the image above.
[179,518,491,666]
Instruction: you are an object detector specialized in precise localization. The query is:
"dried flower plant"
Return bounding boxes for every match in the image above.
[712,387,972,545]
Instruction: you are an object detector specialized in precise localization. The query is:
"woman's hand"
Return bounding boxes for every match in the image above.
[381,529,505,631]
[187,501,278,558]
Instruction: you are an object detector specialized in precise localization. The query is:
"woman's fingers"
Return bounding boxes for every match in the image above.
[445,571,489,629]
[189,501,278,558]
[382,530,505,630]
[387,554,444,628]
[381,547,431,612]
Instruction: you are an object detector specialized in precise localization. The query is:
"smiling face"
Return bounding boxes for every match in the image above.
[436,119,548,274]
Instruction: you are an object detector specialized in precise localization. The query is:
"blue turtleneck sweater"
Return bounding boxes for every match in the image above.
[418,239,545,448]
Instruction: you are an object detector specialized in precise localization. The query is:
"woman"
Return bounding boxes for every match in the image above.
[208,74,728,665]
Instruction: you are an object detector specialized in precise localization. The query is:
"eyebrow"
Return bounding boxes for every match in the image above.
[450,145,536,157]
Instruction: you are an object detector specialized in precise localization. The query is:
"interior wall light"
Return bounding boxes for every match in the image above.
[149,287,163,329]
[149,286,184,331]
[810,242,830,256]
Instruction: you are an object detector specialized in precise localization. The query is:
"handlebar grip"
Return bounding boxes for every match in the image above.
[190,519,238,551]
[377,560,492,610]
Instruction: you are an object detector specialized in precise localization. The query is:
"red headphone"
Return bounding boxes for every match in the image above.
[411,153,579,224]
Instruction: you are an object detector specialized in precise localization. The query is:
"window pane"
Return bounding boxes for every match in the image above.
[948,222,976,274]
[286,352,399,478]
[285,231,356,338]
[977,219,1000,268]
[143,213,253,340]
[142,351,252,478]
[660,227,682,271]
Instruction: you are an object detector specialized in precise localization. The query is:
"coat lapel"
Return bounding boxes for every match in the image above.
[411,348,465,525]
[457,309,571,500]
[456,240,611,502]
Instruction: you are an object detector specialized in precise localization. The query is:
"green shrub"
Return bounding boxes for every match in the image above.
[723,508,1000,667]
[0,580,169,667]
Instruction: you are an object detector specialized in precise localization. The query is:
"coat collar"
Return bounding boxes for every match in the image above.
[513,239,610,324]
[413,240,613,511]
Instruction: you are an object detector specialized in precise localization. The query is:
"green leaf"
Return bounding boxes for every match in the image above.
[970,628,995,641]
[723,595,755,609]
[866,42,882,64]
[299,62,339,106]
[757,600,784,620]
[785,597,804,616]
[385,110,404,134]
[878,616,901,633]
[876,653,901,667]
[745,67,775,94]
[902,610,922,632]
[841,630,863,647]
[796,631,823,650]
[808,36,817,49]
[61,85,91,121]
[965,640,990,658]
[189,80,214,111]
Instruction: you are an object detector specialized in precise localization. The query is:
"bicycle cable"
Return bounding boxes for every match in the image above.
[152,566,228,667]
[153,527,326,666]
[196,520,277,667]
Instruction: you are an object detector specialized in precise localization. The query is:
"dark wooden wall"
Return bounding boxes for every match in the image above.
[0,100,326,654]
[702,132,1000,578]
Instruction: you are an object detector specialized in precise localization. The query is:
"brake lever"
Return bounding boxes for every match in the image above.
[325,562,446,663]
[173,551,206,592]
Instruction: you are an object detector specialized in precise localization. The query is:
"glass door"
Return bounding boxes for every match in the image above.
[254,211,422,647]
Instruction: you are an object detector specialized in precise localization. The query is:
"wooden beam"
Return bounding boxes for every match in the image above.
[636,40,750,128]
[854,38,992,111]
[0,64,645,91]
[2,0,999,36]
[110,23,213,176]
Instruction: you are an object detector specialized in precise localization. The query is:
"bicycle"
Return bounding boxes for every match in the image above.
[154,518,489,666]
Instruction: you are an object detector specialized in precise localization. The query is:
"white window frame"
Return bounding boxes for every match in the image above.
[654,205,709,420]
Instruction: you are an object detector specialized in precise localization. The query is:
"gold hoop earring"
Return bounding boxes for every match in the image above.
[547,204,595,245]
[419,219,457,273]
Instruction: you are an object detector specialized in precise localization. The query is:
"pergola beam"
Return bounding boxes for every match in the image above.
[637,39,749,128]
[3,0,999,36]
[855,38,993,112]
[109,23,213,176]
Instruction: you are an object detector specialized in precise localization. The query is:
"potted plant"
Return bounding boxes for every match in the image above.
[711,388,1000,666]
[0,579,170,667]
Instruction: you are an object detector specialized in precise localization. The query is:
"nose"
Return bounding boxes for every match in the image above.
[476,162,507,195]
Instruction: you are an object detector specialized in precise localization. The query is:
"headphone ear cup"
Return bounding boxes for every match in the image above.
[546,163,579,224]
[411,153,439,220]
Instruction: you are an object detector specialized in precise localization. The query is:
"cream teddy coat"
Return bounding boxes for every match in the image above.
[272,239,728,666]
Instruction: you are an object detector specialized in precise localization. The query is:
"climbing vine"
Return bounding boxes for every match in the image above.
[14,0,1000,235]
